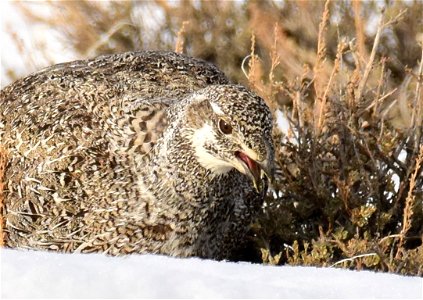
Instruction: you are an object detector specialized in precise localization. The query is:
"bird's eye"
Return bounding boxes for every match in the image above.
[218,119,233,134]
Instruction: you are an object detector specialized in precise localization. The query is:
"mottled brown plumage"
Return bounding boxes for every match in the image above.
[0,51,274,260]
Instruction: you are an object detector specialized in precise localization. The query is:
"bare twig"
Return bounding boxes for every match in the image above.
[355,14,383,103]
[363,88,397,113]
[352,0,367,61]
[267,24,283,111]
[355,9,407,103]
[396,145,423,257]
[411,46,423,128]
[175,21,189,54]
[378,234,402,245]
[247,32,263,92]
[373,57,387,116]
[241,54,252,80]
[249,32,257,80]
[330,253,379,268]
[317,41,347,130]
[0,146,8,247]
[313,0,330,102]
[85,22,137,58]
[269,24,281,86]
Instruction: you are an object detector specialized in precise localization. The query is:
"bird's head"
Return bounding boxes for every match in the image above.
[183,85,275,193]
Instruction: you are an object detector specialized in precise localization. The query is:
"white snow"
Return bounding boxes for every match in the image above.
[1,249,421,298]
[276,109,290,136]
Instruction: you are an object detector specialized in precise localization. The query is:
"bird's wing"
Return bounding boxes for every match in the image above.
[107,98,171,156]
[1,50,229,158]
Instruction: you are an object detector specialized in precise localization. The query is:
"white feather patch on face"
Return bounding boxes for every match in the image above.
[191,123,234,175]
[210,102,225,115]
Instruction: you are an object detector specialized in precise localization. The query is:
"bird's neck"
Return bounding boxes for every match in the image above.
[134,128,252,259]
[147,125,233,200]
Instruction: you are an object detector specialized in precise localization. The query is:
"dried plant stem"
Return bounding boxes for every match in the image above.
[247,32,263,93]
[365,88,397,113]
[378,234,402,245]
[355,14,383,103]
[267,24,282,111]
[314,0,330,95]
[313,0,330,134]
[0,147,7,247]
[175,21,189,54]
[85,22,137,58]
[411,46,423,128]
[241,54,252,80]
[317,41,347,130]
[269,24,281,85]
[330,253,379,268]
[293,89,303,129]
[313,0,330,98]
[396,145,423,257]
[356,9,407,103]
[352,0,367,61]
[248,32,257,85]
[373,57,387,116]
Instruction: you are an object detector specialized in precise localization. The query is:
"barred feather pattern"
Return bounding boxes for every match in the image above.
[0,51,274,260]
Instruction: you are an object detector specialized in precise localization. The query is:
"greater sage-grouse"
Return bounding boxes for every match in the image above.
[0,51,274,260]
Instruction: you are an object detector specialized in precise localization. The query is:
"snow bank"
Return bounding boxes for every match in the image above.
[1,249,421,298]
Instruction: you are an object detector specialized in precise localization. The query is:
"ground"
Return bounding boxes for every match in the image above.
[1,249,421,298]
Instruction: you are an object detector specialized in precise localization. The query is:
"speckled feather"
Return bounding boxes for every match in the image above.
[0,51,274,260]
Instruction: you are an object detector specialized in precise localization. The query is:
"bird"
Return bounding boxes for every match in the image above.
[0,50,274,260]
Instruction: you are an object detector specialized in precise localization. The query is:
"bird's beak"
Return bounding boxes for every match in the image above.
[235,151,273,194]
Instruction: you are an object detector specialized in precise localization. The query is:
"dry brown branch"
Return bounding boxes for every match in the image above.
[355,14,384,103]
[411,46,423,128]
[313,0,330,100]
[397,145,423,257]
[373,57,387,117]
[247,32,263,93]
[355,9,407,103]
[267,24,283,111]
[175,21,189,54]
[352,0,367,62]
[317,41,347,131]
[247,1,310,80]
[330,253,379,268]
[363,88,397,114]
[269,25,281,88]
[0,146,7,247]
[85,22,137,58]
[313,0,330,134]
[249,32,256,82]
